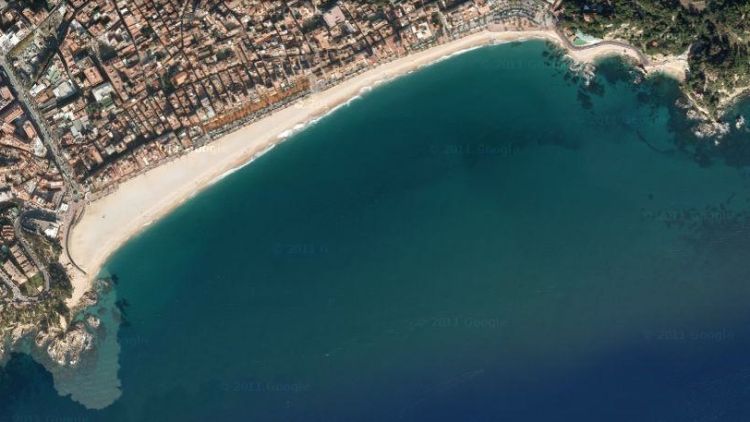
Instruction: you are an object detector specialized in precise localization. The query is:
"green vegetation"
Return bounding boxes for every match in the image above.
[21,272,43,296]
[98,41,117,62]
[25,231,61,264]
[301,15,324,33]
[9,0,49,12]
[560,0,750,114]
[0,262,72,349]
[48,262,72,300]
[216,48,234,61]
[0,201,73,350]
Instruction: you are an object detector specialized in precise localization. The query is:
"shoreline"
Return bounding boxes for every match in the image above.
[65,28,688,309]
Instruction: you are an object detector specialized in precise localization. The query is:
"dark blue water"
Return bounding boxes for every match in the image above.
[3,41,750,422]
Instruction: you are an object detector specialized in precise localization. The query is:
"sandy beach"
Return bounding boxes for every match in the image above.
[65,28,688,308]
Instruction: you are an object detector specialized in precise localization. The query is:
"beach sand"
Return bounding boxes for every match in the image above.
[65,29,688,309]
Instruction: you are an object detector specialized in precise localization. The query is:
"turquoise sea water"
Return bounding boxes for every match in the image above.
[3,41,750,421]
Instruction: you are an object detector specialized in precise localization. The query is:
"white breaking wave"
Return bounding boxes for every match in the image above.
[424,44,486,67]
[309,92,366,126]
[210,144,277,185]
[209,43,495,188]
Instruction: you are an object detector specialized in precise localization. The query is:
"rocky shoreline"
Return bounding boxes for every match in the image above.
[0,280,106,370]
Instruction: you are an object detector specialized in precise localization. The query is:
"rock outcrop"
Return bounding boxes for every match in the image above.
[42,323,95,367]
[694,121,731,140]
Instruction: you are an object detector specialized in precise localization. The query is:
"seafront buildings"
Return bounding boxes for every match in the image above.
[3,0,554,192]
[0,0,556,302]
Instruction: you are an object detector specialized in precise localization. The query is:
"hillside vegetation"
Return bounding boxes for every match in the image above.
[560,0,750,114]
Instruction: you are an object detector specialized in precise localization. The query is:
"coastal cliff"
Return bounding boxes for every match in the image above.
[558,0,750,120]
[0,282,103,370]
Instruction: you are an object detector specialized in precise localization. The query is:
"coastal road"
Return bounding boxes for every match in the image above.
[0,57,82,197]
